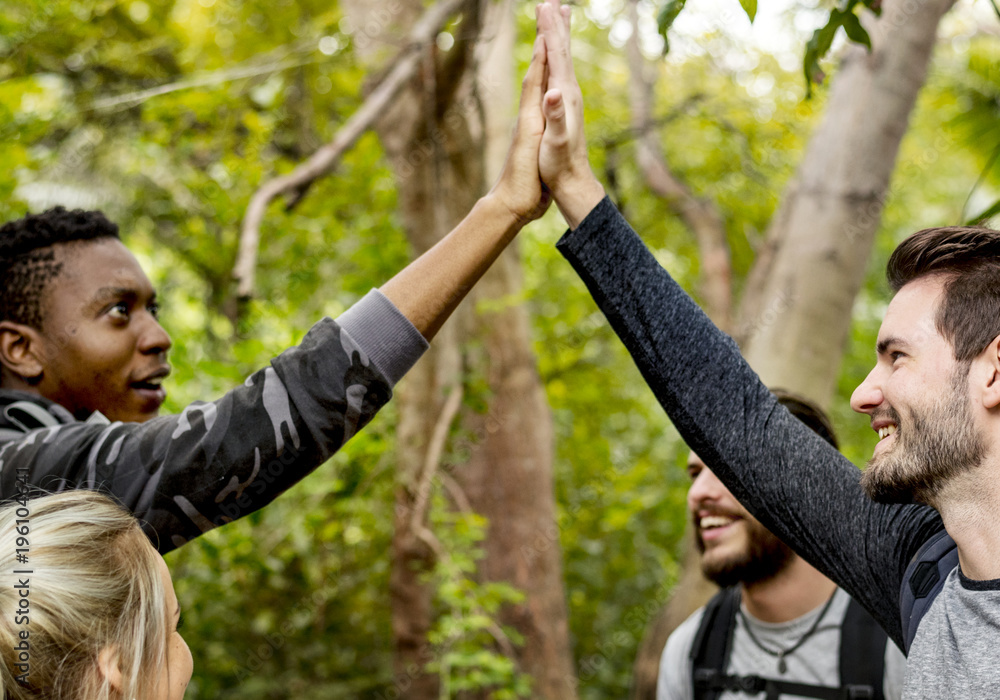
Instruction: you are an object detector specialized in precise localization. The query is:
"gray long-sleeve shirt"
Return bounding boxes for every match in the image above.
[0,289,427,553]
[556,198,1000,698]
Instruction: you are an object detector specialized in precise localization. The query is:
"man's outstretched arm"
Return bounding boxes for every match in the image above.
[0,36,554,552]
[534,0,942,648]
[381,34,552,340]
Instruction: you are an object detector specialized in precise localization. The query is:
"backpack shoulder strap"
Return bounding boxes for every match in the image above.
[691,587,741,700]
[899,529,958,654]
[838,594,887,700]
[692,588,884,700]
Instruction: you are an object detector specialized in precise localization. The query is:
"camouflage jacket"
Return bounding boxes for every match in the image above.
[0,290,427,553]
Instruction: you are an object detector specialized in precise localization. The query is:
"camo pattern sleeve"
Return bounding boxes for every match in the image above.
[0,289,427,553]
[555,197,944,648]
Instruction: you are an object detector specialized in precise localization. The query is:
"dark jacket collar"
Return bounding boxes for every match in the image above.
[0,390,78,436]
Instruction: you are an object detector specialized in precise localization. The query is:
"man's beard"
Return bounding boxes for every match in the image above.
[860,365,987,505]
[695,515,795,588]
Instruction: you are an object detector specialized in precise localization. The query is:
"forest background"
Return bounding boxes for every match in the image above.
[1,0,998,697]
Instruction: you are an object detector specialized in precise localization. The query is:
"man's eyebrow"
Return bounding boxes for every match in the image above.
[876,336,909,355]
[90,286,137,303]
[89,286,158,305]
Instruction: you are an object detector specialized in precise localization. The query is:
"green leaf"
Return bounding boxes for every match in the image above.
[966,197,1000,226]
[802,11,843,95]
[739,0,758,23]
[840,11,872,50]
[802,0,879,95]
[657,0,688,54]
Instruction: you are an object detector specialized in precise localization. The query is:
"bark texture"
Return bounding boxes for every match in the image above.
[341,0,576,696]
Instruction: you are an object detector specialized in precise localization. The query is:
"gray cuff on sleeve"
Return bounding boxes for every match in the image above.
[336,289,429,386]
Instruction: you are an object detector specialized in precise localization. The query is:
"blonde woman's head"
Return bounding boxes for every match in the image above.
[0,490,192,699]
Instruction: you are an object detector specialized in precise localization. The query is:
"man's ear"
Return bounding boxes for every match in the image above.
[0,321,45,384]
[980,335,1000,410]
[97,647,124,691]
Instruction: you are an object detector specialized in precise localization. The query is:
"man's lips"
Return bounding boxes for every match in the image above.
[697,513,741,542]
[130,366,171,404]
[871,418,898,454]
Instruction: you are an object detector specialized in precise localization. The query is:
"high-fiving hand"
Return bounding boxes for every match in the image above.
[536,0,605,229]
[488,35,552,226]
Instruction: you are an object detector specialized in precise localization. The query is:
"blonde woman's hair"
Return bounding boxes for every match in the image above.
[0,490,168,699]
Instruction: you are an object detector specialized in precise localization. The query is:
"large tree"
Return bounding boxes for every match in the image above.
[338,0,576,695]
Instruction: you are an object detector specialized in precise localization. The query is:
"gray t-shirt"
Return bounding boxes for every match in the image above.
[903,569,1000,698]
[656,589,905,700]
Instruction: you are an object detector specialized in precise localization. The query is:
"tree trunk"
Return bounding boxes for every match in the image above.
[629,0,956,697]
[737,0,958,405]
[342,0,576,696]
[462,2,577,697]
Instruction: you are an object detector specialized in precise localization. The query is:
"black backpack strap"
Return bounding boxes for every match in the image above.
[899,529,958,654]
[696,674,873,700]
[838,595,887,700]
[692,587,887,700]
[691,587,741,700]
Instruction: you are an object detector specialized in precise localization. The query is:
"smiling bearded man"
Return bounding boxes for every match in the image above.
[657,392,905,700]
[860,356,987,505]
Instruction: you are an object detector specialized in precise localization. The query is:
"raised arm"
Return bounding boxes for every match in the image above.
[0,36,554,553]
[0,293,413,553]
[534,0,942,647]
[535,0,605,229]
[381,34,551,340]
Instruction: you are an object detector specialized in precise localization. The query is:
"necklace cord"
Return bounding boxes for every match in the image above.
[736,590,838,670]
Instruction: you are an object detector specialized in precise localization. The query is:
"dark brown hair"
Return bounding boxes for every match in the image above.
[887,225,1000,362]
[772,389,838,450]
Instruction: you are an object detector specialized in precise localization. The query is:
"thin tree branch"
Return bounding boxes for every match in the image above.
[623,0,732,331]
[414,525,446,560]
[409,385,465,537]
[597,96,705,150]
[437,471,473,513]
[90,56,316,112]
[235,0,466,299]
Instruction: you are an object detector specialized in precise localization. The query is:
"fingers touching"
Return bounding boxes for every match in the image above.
[542,89,566,138]
[519,34,547,120]
[537,0,573,84]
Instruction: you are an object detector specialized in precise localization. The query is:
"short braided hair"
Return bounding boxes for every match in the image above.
[0,207,120,328]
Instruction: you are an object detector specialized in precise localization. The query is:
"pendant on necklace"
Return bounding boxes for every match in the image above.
[777,655,787,674]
